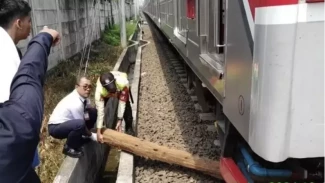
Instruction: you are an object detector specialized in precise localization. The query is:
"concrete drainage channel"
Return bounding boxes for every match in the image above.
[52,20,149,183]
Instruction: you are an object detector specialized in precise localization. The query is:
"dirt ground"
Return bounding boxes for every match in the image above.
[134,22,220,182]
[36,41,122,183]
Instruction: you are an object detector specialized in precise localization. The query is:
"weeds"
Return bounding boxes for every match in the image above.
[102,20,138,46]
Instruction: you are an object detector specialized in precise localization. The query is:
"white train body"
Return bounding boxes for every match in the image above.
[248,3,324,162]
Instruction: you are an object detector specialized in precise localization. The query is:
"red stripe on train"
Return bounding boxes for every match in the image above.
[220,158,247,183]
[248,0,299,18]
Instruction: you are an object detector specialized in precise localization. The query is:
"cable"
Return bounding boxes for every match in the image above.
[77,0,97,78]
[84,1,98,76]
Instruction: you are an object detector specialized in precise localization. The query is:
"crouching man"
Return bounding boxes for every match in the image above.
[48,77,97,158]
[95,71,135,143]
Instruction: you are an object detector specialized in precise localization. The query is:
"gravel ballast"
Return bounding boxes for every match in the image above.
[134,20,220,183]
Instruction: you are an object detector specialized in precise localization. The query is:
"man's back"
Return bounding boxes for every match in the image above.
[48,90,87,125]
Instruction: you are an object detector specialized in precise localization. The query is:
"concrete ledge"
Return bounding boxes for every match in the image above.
[53,21,141,183]
[116,22,150,183]
[53,143,108,183]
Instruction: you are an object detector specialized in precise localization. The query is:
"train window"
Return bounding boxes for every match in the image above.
[187,0,195,19]
[216,0,225,54]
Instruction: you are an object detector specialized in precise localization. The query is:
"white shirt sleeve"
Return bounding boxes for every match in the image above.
[95,79,105,129]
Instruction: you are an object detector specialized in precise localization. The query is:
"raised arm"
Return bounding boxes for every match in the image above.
[0,28,59,183]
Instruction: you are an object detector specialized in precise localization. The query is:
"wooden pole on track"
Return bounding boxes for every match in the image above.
[102,128,222,179]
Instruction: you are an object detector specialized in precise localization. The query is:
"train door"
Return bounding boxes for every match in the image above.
[159,0,168,25]
[200,0,226,64]
[167,0,174,27]
[156,0,159,23]
[175,0,187,41]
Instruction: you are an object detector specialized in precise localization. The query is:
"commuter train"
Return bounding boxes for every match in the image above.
[142,0,324,182]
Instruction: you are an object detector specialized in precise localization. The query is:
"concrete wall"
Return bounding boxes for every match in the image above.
[16,0,135,70]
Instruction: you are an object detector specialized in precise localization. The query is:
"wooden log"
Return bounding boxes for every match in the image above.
[102,129,222,179]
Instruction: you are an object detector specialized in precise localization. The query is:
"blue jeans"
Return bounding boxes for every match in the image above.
[32,149,40,168]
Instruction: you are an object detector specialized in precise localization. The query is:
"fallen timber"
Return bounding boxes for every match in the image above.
[102,128,222,179]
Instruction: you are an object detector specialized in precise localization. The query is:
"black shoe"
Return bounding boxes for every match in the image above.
[63,145,84,158]
[126,128,136,136]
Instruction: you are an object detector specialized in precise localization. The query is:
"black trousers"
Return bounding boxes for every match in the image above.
[104,98,133,131]
[124,101,133,131]
[48,108,97,150]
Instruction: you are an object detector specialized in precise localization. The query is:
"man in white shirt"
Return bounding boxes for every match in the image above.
[48,77,97,158]
[0,0,32,103]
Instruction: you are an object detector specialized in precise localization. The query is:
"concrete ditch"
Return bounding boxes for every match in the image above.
[116,22,150,183]
[52,21,145,183]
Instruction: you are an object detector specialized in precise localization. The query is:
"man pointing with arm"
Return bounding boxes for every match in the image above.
[0,0,41,169]
[0,25,60,182]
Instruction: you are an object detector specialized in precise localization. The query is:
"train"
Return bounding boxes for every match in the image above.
[141,0,324,182]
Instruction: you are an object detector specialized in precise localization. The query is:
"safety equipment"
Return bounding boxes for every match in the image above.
[99,71,129,98]
[100,72,117,93]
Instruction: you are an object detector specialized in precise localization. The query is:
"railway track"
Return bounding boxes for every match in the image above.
[134,17,221,183]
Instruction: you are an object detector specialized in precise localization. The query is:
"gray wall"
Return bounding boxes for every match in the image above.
[17,0,135,70]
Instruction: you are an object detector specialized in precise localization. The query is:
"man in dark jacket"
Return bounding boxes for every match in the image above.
[0,0,40,171]
[0,24,60,183]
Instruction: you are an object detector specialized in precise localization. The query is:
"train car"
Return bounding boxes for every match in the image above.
[142,0,324,182]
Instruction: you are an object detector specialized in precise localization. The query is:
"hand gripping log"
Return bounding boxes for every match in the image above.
[102,129,222,179]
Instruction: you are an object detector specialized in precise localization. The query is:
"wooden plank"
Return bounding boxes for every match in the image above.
[102,129,222,179]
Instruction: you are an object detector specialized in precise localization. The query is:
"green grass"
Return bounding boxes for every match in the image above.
[102,20,138,46]
[126,21,137,39]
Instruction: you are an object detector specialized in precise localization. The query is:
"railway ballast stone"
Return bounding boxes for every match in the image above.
[134,21,221,183]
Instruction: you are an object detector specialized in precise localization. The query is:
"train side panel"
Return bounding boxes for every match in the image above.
[146,0,226,103]
[222,0,253,147]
